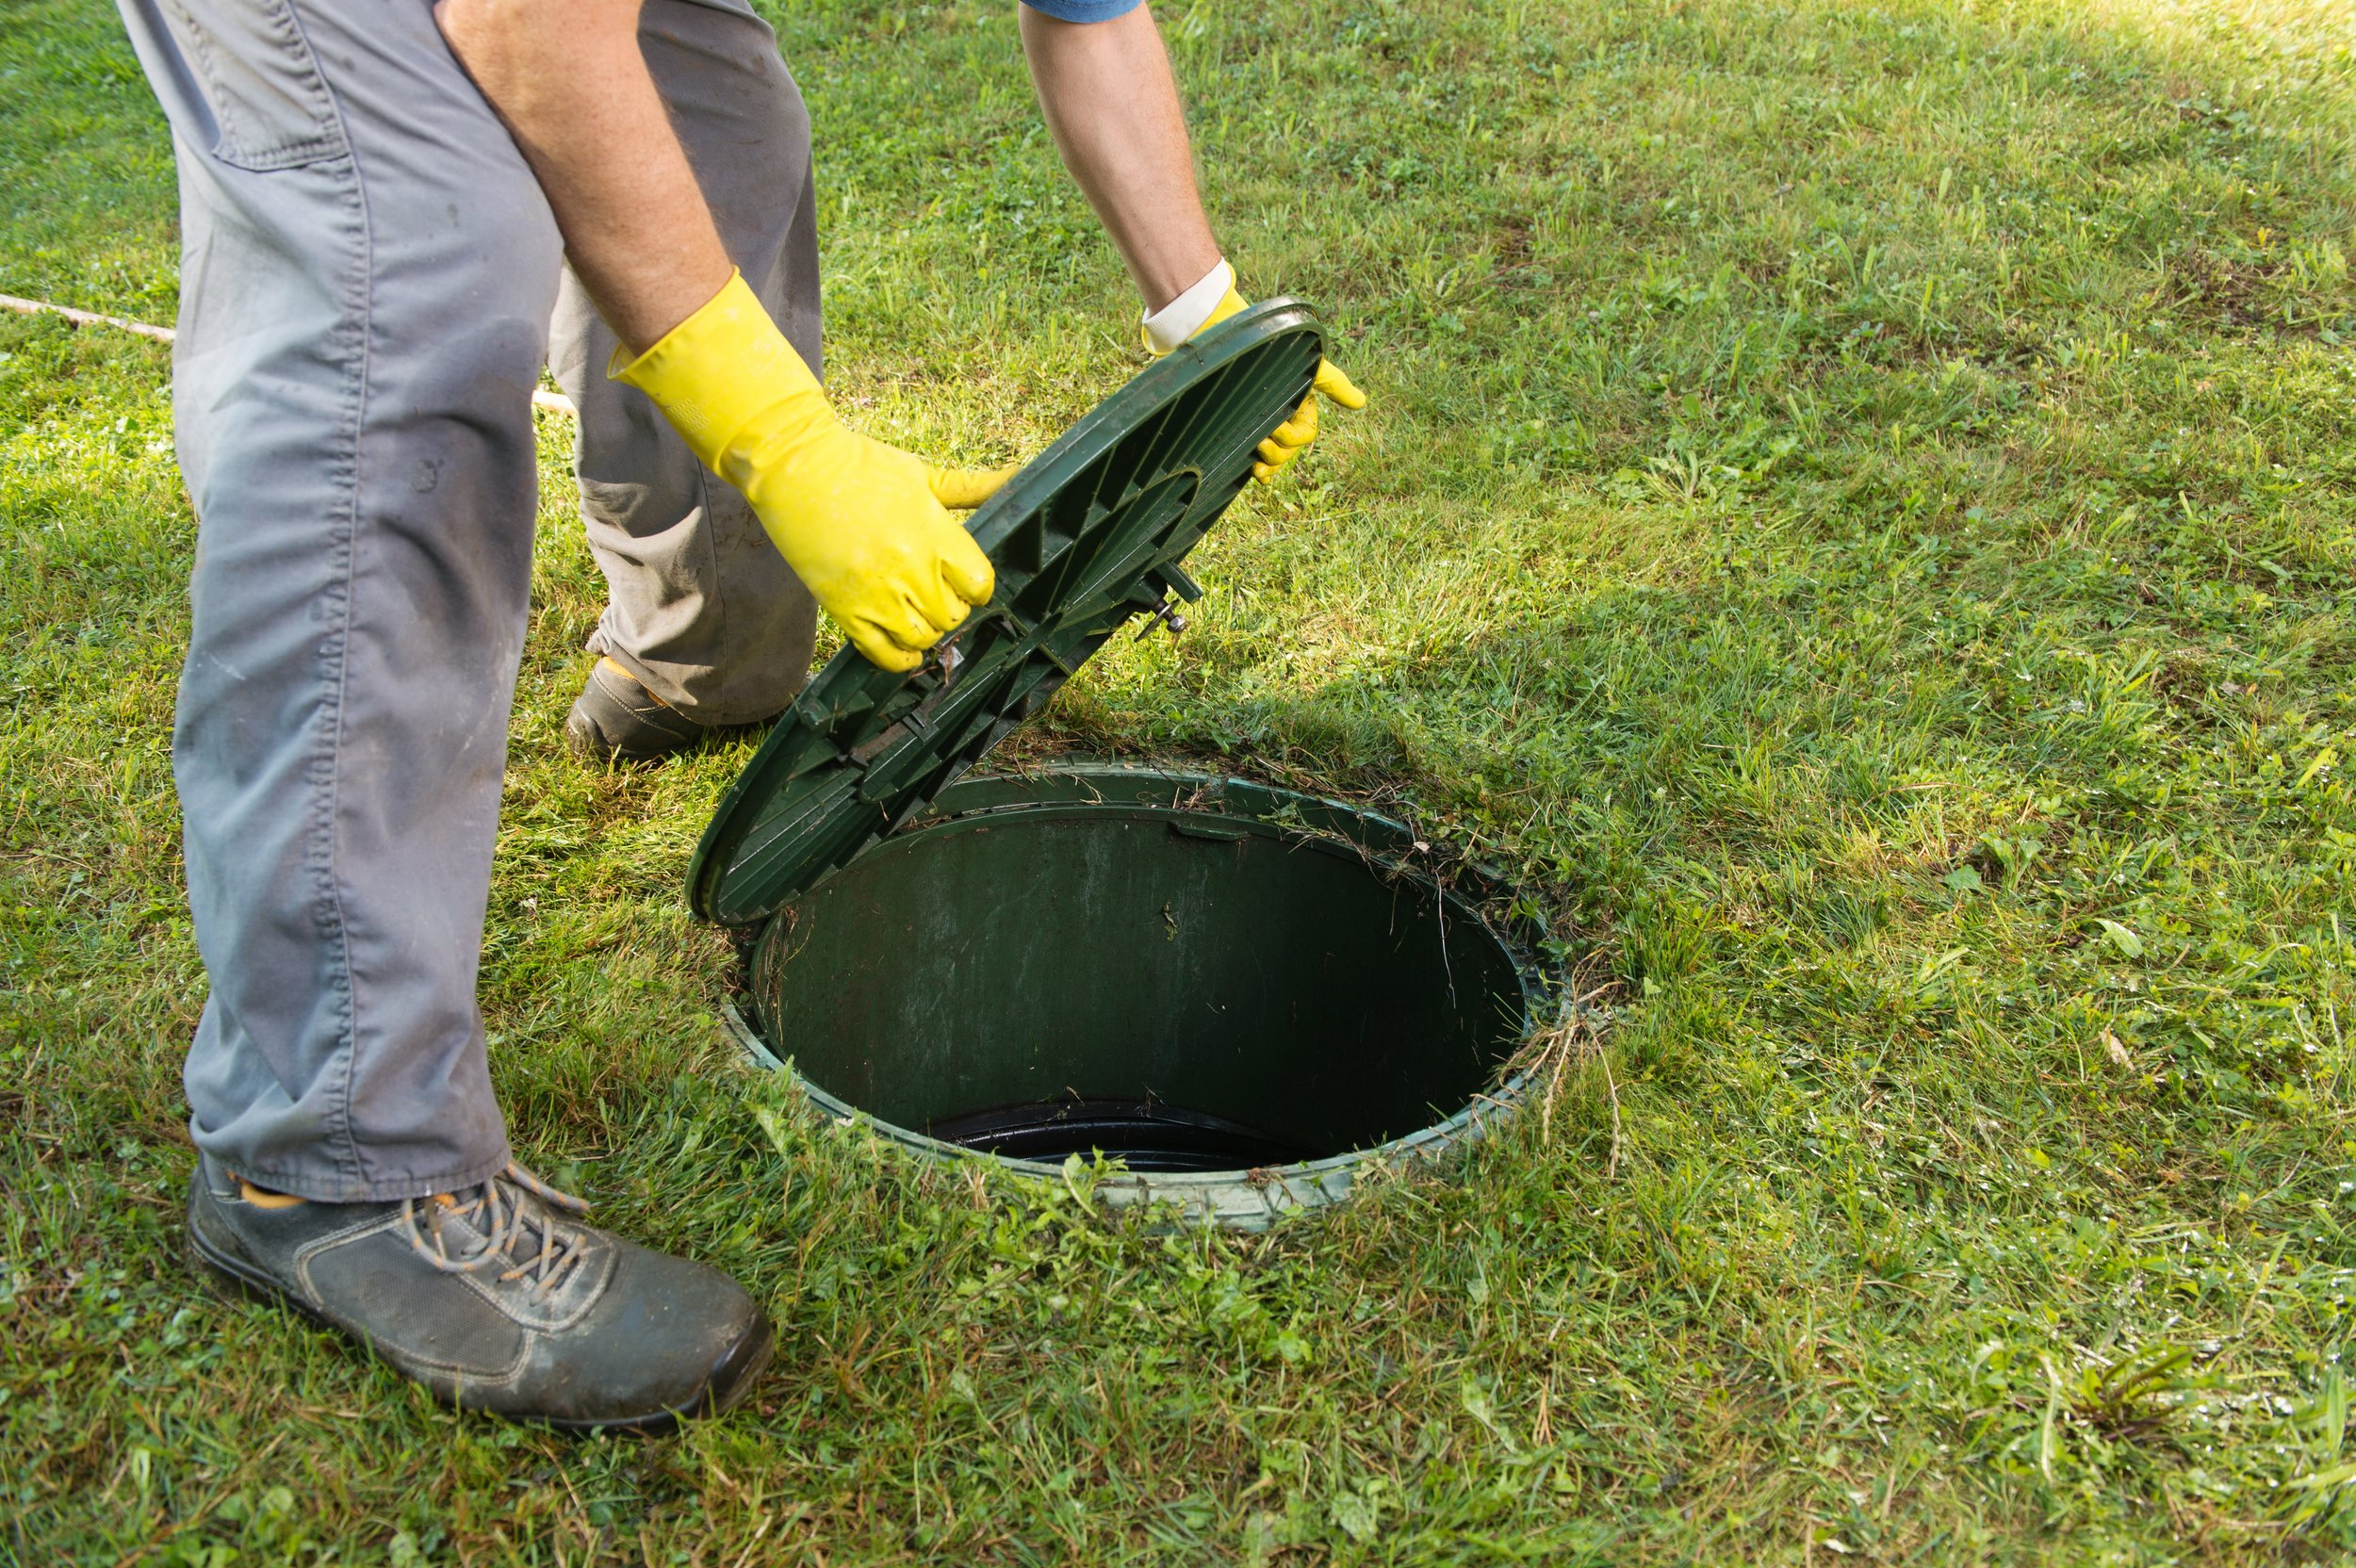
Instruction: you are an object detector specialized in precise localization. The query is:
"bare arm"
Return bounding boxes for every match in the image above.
[1019,4,1221,314]
[435,0,729,354]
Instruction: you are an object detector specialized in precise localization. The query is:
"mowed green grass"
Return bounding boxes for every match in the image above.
[5,0,2355,1560]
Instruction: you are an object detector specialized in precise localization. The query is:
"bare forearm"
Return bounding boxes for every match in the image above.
[1019,4,1219,313]
[436,0,728,353]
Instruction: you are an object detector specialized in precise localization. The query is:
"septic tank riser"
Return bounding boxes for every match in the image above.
[719,1001,1525,1232]
[722,767,1562,1232]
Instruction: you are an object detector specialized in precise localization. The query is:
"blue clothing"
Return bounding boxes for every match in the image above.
[1021,0,1144,21]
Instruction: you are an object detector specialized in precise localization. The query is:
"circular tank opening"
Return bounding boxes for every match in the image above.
[738,769,1552,1225]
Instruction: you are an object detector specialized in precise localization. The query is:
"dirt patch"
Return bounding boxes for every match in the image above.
[2160,245,2282,330]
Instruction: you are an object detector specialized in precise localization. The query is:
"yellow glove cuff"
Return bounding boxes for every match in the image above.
[610,270,830,482]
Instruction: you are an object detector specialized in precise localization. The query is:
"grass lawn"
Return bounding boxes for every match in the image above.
[6,0,2355,1560]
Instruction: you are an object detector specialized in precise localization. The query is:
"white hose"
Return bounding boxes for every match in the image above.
[1,291,578,415]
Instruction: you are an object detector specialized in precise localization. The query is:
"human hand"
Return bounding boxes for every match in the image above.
[1152,272,1366,482]
[613,270,1007,672]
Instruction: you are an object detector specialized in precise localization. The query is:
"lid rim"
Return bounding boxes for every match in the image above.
[687,300,1327,926]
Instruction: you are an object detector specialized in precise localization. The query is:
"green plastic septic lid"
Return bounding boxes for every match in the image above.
[687,299,1327,926]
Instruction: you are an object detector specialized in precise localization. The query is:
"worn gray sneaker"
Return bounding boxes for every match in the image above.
[186,1153,772,1431]
[564,656,761,762]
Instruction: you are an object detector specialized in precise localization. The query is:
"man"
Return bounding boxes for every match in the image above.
[114,0,1362,1429]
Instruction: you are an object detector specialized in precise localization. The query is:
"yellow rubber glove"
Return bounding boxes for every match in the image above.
[614,271,1008,673]
[1149,284,1367,482]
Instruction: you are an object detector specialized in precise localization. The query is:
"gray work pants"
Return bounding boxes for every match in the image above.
[116,0,820,1200]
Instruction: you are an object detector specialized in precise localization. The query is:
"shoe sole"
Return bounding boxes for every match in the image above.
[565,711,772,765]
[187,1218,775,1435]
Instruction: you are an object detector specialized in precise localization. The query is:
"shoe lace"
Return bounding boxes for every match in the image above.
[401,1161,595,1296]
